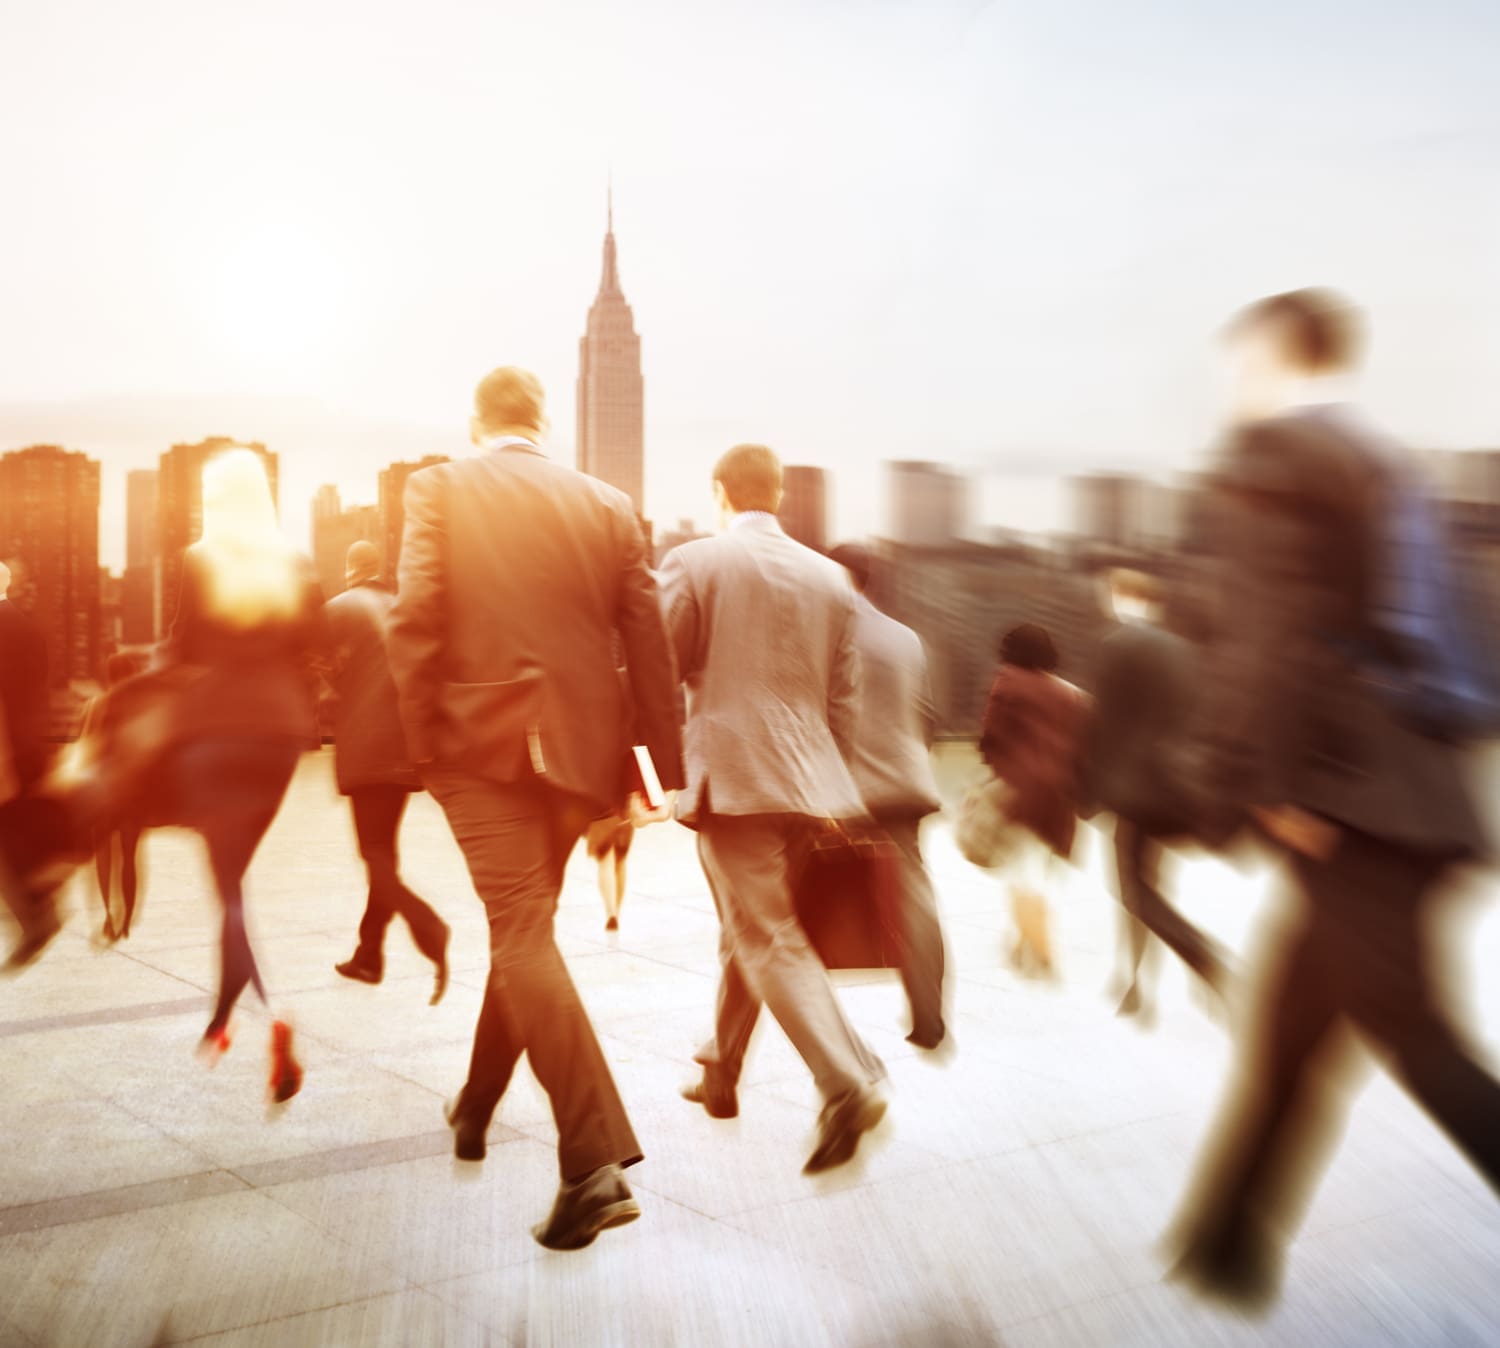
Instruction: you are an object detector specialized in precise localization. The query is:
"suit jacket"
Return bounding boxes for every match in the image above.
[980,664,1088,857]
[386,443,684,813]
[323,580,419,795]
[658,515,864,825]
[0,598,49,789]
[162,546,324,748]
[844,593,942,818]
[1083,619,1198,832]
[1199,406,1484,857]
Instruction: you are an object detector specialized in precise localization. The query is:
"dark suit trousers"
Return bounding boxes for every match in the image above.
[347,786,445,964]
[1177,830,1500,1266]
[695,812,886,1103]
[425,771,641,1181]
[1113,817,1231,993]
[877,816,947,1042]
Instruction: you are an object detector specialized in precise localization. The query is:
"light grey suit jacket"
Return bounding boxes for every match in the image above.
[844,593,943,818]
[658,515,865,825]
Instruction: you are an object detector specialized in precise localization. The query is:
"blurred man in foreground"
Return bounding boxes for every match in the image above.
[828,541,948,1050]
[662,444,888,1174]
[1168,289,1500,1306]
[388,367,684,1250]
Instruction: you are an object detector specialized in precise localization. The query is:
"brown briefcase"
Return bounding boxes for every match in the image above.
[793,826,901,970]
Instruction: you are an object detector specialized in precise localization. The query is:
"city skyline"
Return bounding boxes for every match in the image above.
[4,1,1498,568]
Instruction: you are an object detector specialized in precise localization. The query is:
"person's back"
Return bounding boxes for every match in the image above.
[841,593,942,818]
[1089,617,1196,829]
[664,516,863,823]
[324,576,414,795]
[390,442,678,811]
[0,571,50,790]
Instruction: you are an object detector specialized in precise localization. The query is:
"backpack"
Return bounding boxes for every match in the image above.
[1352,426,1500,741]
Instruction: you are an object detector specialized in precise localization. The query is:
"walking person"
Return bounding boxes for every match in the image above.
[828,542,948,1051]
[387,366,683,1251]
[0,558,65,968]
[979,624,1087,978]
[85,651,148,943]
[663,445,888,1174]
[324,540,449,1003]
[155,449,322,1100]
[1166,289,1500,1307]
[1084,568,1233,1022]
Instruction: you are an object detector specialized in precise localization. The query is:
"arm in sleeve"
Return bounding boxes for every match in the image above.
[915,640,938,750]
[828,589,860,762]
[615,509,687,792]
[385,469,447,764]
[656,544,701,685]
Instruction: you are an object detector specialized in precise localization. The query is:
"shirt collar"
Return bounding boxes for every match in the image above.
[478,434,542,455]
[730,511,778,531]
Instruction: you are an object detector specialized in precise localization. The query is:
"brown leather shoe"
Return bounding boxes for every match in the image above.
[680,1074,738,1119]
[532,1164,641,1251]
[804,1086,887,1174]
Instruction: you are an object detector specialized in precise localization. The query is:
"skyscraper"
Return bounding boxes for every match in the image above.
[378,455,449,588]
[122,467,158,643]
[156,438,278,631]
[576,191,645,515]
[0,444,102,684]
[888,461,970,547]
[779,466,829,552]
[311,483,381,598]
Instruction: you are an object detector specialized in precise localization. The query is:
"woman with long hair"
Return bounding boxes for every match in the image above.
[159,449,322,1100]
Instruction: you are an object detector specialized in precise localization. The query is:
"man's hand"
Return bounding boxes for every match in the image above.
[1252,804,1340,861]
[627,789,676,828]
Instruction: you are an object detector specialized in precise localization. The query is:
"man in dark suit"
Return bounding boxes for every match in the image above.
[387,367,684,1251]
[0,558,63,967]
[1084,568,1232,1022]
[324,540,449,1003]
[828,542,948,1051]
[1167,290,1500,1305]
[662,445,888,1174]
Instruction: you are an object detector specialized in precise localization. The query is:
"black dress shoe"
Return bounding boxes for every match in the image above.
[804,1086,887,1175]
[428,923,450,1007]
[445,1096,487,1161]
[680,1074,738,1119]
[532,1164,641,1251]
[4,902,61,972]
[334,956,383,985]
[905,1024,946,1051]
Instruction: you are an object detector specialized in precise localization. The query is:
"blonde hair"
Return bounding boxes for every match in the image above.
[473,366,547,440]
[192,450,301,626]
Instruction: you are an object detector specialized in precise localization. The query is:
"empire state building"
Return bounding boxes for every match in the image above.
[576,195,645,516]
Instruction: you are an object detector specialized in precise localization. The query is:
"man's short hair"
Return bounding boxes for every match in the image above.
[1108,567,1161,604]
[345,539,381,580]
[713,444,783,514]
[829,542,873,592]
[1228,288,1364,374]
[474,366,546,437]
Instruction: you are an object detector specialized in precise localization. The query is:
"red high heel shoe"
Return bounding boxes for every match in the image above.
[268,1020,303,1103]
[197,1025,233,1067]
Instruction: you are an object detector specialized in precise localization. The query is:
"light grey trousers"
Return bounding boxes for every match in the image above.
[694,812,886,1103]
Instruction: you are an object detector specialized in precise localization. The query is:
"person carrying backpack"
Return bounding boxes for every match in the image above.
[1165,289,1500,1308]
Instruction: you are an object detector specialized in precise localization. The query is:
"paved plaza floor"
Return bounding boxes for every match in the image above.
[1,747,1498,1347]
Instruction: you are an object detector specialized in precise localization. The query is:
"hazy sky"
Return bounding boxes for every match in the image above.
[3,0,1499,563]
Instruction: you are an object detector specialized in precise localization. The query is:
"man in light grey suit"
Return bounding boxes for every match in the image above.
[660,444,888,1174]
[829,543,948,1050]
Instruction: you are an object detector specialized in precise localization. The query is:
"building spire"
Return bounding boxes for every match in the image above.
[599,177,621,296]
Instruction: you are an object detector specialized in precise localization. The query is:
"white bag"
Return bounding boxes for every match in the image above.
[955,774,1026,870]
